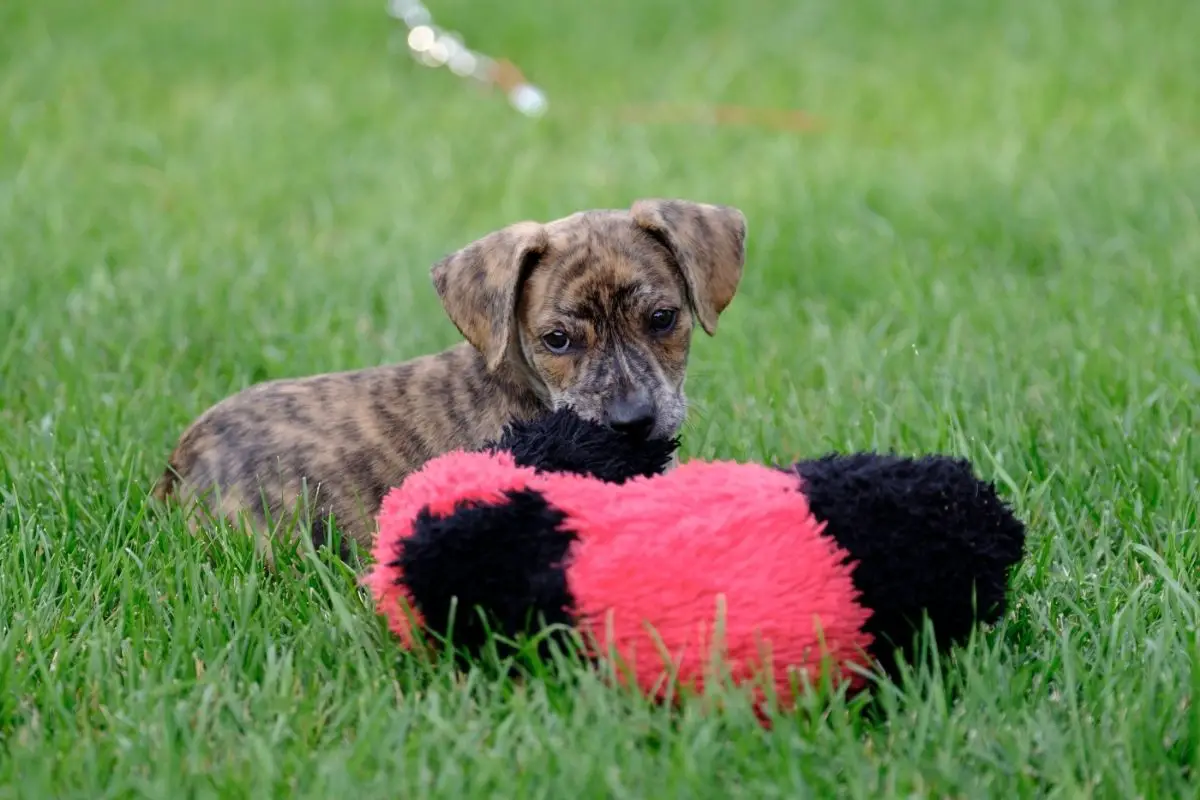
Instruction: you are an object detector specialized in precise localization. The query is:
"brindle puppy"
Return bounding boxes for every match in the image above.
[152,198,747,559]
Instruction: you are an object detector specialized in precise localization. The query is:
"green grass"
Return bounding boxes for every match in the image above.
[2,0,1199,794]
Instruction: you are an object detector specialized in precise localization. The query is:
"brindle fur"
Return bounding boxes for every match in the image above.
[152,198,747,558]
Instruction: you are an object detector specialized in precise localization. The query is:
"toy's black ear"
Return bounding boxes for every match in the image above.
[787,453,1027,678]
[486,407,678,483]
[392,488,579,662]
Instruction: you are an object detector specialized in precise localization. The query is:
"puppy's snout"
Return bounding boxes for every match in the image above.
[605,389,657,439]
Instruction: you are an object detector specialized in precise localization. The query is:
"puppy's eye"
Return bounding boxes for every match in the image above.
[649,308,677,333]
[542,330,571,353]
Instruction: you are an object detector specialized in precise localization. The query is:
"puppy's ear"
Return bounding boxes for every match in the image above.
[630,199,747,335]
[431,221,550,372]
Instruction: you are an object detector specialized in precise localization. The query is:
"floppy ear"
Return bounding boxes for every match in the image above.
[430,221,550,372]
[630,198,747,335]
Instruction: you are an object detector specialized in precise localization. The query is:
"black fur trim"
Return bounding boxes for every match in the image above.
[788,453,1027,676]
[486,408,678,483]
[391,488,579,660]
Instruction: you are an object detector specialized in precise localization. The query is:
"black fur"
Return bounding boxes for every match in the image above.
[788,453,1026,676]
[391,488,578,661]
[486,407,678,483]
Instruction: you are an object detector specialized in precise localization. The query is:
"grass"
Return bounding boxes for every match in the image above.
[2,0,1199,794]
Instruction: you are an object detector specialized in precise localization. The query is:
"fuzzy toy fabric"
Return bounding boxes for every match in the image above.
[364,409,1027,709]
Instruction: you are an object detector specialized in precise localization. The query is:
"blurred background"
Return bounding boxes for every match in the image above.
[1,0,1196,467]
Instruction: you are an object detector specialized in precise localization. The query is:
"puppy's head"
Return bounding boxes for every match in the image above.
[431,198,746,440]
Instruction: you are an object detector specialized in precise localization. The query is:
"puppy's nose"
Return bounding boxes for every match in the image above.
[605,391,657,439]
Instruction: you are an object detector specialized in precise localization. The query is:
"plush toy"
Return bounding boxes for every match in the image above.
[363,409,1026,710]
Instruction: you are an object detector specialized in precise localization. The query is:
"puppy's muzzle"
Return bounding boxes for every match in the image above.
[604,387,657,440]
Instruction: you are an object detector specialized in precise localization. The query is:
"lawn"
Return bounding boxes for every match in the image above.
[2,0,1199,795]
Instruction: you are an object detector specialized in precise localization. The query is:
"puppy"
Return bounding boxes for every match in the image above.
[152,198,747,558]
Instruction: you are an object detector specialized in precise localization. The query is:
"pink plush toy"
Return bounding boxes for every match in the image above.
[364,409,1026,711]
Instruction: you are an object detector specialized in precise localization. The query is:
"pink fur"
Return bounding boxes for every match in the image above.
[366,451,875,709]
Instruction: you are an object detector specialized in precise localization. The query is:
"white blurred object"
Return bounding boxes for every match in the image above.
[509,84,548,117]
[387,0,547,117]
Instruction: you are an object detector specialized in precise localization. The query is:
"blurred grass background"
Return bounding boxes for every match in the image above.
[2,0,1199,796]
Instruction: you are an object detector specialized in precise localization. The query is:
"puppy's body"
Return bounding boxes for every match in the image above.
[154,343,541,552]
[154,199,747,554]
